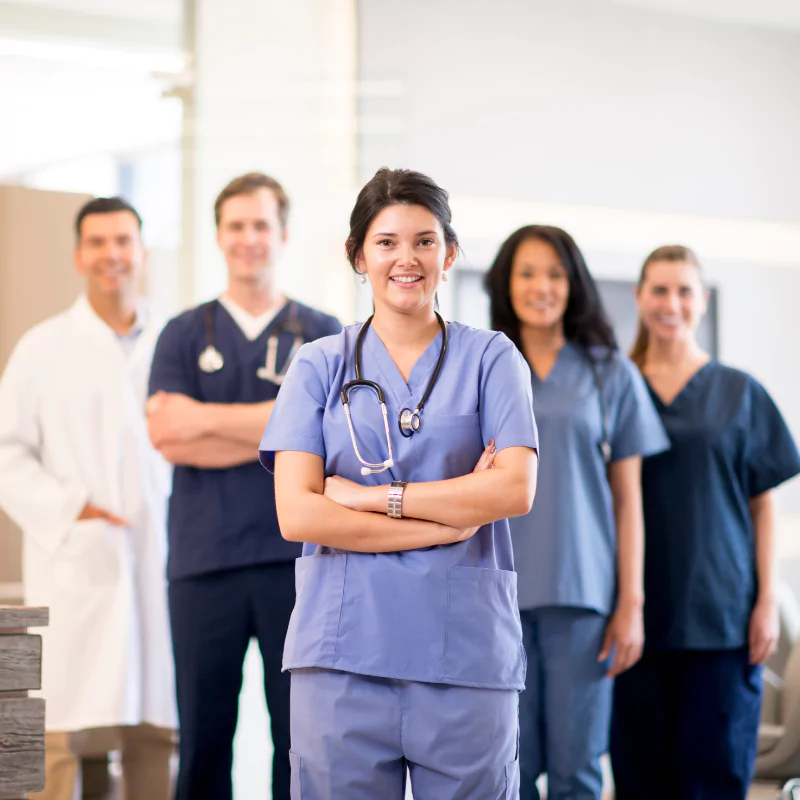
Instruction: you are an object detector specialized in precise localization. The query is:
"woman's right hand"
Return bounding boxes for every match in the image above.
[446,439,496,543]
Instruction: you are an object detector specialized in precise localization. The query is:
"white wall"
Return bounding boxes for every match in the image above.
[358,0,800,221]
[189,0,357,318]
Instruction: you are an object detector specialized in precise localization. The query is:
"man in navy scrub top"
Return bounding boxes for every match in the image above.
[147,173,341,800]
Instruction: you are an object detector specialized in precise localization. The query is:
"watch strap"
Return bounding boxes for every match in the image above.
[387,480,407,519]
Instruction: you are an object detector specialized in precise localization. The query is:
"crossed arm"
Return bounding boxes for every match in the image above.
[147,391,272,468]
[274,443,538,552]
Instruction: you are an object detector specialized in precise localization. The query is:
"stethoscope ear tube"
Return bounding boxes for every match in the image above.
[343,395,394,475]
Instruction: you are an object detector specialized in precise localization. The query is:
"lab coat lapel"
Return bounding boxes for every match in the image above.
[69,295,125,361]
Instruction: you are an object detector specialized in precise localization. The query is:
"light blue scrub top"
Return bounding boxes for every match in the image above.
[260,322,539,691]
[511,343,669,615]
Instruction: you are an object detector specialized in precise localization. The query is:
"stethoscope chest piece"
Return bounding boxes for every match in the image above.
[198,345,225,373]
[398,408,421,437]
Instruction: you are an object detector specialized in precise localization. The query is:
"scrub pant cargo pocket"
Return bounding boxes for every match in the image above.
[290,667,520,800]
[290,751,304,799]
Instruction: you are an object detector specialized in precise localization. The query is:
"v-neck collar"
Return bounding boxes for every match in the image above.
[363,323,444,405]
[217,298,292,345]
[645,359,715,410]
[529,341,575,384]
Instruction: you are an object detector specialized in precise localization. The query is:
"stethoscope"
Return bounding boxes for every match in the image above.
[586,353,612,463]
[341,312,448,476]
[197,300,304,384]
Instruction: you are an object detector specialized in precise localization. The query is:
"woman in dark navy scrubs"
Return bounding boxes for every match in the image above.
[610,245,800,799]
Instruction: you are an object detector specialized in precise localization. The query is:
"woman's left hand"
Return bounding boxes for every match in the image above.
[749,594,779,665]
[324,475,370,512]
[599,601,644,678]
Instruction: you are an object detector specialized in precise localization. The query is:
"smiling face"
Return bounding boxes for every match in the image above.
[356,203,457,318]
[74,210,144,300]
[509,237,570,334]
[636,259,707,345]
[216,188,287,285]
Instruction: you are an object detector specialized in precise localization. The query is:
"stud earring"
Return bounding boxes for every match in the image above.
[441,271,448,282]
[358,272,367,285]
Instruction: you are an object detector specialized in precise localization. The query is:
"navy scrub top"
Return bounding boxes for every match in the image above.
[511,343,669,615]
[149,299,341,580]
[641,361,800,651]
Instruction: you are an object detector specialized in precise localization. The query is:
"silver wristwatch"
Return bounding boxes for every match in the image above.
[387,481,407,519]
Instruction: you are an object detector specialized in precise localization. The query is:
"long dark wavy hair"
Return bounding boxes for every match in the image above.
[484,225,617,354]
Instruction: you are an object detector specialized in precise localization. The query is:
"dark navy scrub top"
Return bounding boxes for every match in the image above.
[641,361,800,650]
[511,343,669,615]
[149,299,341,580]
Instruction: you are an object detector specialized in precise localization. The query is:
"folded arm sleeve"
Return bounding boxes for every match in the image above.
[0,337,88,552]
[148,318,194,397]
[259,345,329,472]
[479,334,539,453]
[609,357,671,461]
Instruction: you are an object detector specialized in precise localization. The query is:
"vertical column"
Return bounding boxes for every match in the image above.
[185,0,358,322]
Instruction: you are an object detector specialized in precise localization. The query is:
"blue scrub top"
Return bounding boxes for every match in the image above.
[511,343,669,615]
[259,323,539,690]
[641,361,800,651]
[149,299,341,581]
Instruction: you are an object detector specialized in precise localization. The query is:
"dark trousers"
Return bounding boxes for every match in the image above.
[169,561,296,800]
[610,647,762,800]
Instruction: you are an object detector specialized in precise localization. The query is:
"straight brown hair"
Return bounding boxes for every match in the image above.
[214,172,290,229]
[630,245,702,370]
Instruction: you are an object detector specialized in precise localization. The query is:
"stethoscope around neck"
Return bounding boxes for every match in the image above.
[586,353,612,463]
[197,299,304,384]
[341,312,448,475]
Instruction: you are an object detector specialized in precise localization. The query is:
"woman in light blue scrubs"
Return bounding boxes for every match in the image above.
[259,168,539,800]
[485,226,669,800]
[610,246,800,799]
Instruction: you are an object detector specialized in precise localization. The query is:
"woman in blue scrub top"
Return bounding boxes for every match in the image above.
[485,226,669,800]
[259,168,539,800]
[610,245,800,799]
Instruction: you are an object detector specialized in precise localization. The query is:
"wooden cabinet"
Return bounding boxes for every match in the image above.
[0,606,48,799]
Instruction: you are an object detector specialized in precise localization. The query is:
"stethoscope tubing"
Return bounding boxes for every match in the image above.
[341,312,448,473]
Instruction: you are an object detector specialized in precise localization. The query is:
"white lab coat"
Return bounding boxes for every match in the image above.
[0,295,176,733]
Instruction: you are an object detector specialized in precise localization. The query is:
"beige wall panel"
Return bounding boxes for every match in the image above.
[0,185,90,585]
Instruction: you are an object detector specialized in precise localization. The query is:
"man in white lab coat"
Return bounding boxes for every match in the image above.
[0,197,176,800]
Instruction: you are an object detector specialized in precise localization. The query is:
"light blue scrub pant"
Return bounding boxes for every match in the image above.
[289,667,520,799]
[519,607,611,800]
